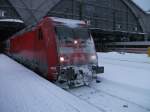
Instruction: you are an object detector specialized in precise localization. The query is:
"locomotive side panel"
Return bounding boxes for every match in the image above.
[34,26,49,77]
[41,18,59,80]
[10,31,36,69]
[6,18,59,81]
[11,28,50,78]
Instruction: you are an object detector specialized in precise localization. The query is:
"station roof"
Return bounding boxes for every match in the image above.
[5,0,150,33]
[8,0,61,26]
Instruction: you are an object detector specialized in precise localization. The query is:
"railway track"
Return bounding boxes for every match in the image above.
[101,57,150,71]
[89,85,150,111]
[102,57,150,64]
[68,83,150,112]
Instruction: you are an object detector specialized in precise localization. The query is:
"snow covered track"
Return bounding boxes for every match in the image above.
[99,52,150,90]
[0,54,102,112]
[69,52,150,112]
[69,82,150,112]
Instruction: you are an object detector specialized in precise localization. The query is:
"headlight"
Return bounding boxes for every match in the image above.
[60,56,65,62]
[74,40,78,44]
[91,55,96,60]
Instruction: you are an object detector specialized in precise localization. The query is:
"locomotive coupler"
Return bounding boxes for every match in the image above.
[58,66,93,87]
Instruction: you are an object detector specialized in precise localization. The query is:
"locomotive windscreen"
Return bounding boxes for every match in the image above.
[55,25,97,65]
[56,26,89,40]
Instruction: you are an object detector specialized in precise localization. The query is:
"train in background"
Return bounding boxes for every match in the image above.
[4,17,104,87]
[105,41,150,54]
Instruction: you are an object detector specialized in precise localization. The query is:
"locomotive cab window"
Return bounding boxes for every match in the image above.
[55,26,73,41]
[55,24,96,62]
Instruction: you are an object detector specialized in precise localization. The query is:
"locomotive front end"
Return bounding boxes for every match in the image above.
[53,18,104,87]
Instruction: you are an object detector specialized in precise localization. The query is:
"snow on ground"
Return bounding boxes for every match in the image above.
[99,52,150,90]
[97,52,150,110]
[0,52,150,112]
[100,52,150,64]
[69,52,150,112]
[0,54,102,112]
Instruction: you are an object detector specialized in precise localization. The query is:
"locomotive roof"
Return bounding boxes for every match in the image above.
[10,17,87,39]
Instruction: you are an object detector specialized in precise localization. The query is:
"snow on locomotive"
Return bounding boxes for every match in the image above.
[5,17,104,87]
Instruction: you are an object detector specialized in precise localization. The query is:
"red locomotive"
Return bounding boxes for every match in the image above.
[4,17,104,87]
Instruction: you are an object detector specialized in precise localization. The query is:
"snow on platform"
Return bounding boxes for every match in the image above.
[69,52,150,112]
[0,54,101,112]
